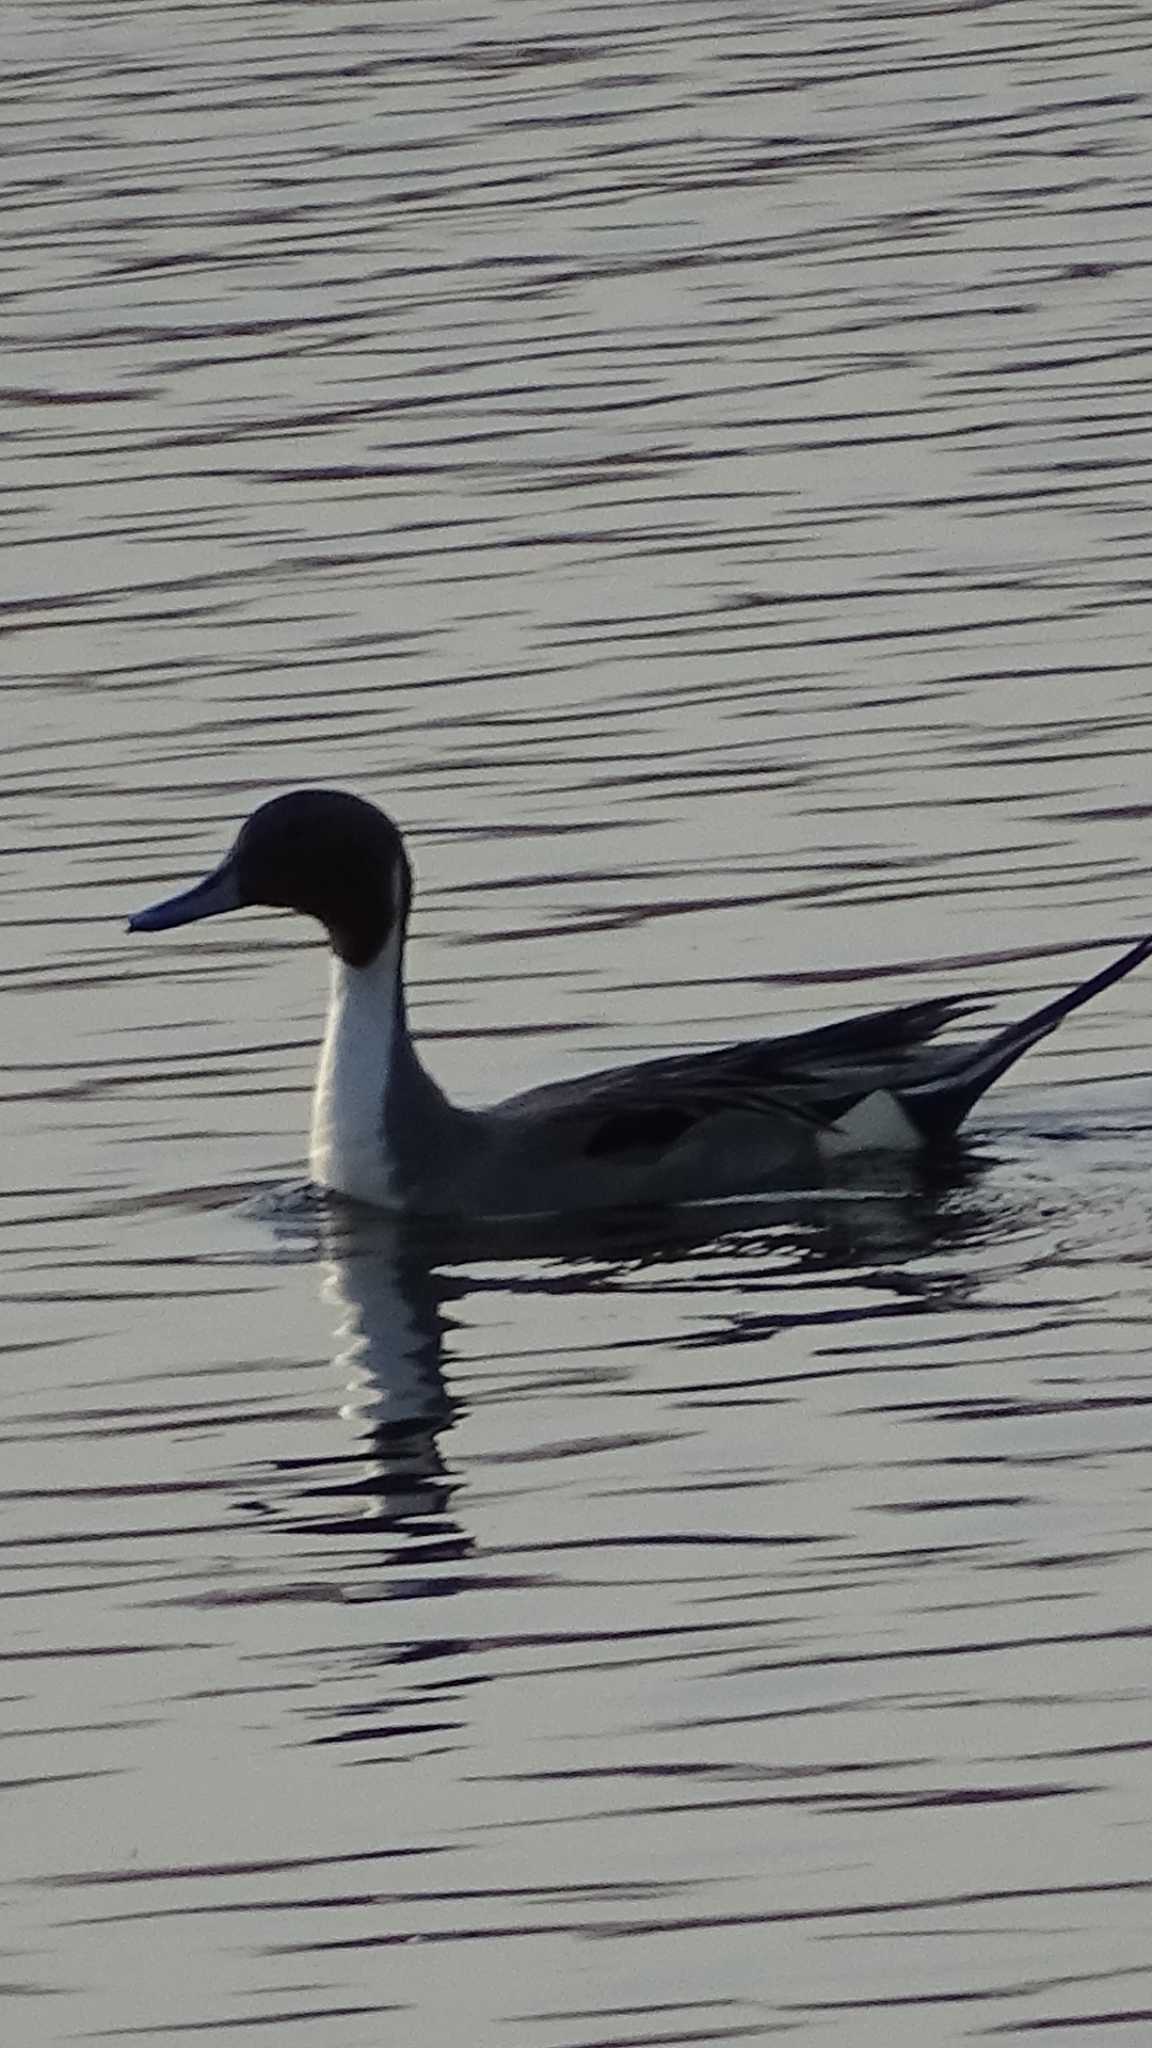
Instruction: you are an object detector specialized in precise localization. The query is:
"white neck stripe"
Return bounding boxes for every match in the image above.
[309,933,404,1207]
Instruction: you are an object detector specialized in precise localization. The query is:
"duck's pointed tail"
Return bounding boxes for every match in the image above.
[899,935,1152,1142]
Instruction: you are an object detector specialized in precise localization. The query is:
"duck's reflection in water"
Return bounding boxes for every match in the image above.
[297,1149,1003,1550]
[317,1211,463,1548]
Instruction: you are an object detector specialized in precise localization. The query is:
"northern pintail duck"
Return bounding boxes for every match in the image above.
[129,789,1152,1217]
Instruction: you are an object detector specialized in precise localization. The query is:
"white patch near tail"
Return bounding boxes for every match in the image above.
[818,1089,922,1157]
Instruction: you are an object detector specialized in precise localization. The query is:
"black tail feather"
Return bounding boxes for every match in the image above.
[900,935,1152,1141]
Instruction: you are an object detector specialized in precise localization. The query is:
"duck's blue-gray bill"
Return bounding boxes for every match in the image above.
[128,860,242,932]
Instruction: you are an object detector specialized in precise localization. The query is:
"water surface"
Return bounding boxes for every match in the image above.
[4,4,1152,2043]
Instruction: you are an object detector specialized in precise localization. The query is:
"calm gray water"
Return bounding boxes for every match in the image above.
[4,4,1152,2043]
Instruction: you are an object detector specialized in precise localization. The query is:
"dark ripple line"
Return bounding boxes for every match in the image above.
[266,1869,1152,1955]
[38,1842,452,1890]
[64,1874,692,1928]
[792,1960,1152,2014]
[82,2005,406,2038]
[736,1619,1152,1678]
[985,2009,1152,2035]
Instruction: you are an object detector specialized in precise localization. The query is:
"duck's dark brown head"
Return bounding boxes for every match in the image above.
[129,788,412,967]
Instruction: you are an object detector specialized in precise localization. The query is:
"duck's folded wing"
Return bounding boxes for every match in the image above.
[498,939,1152,1165]
[504,994,978,1162]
